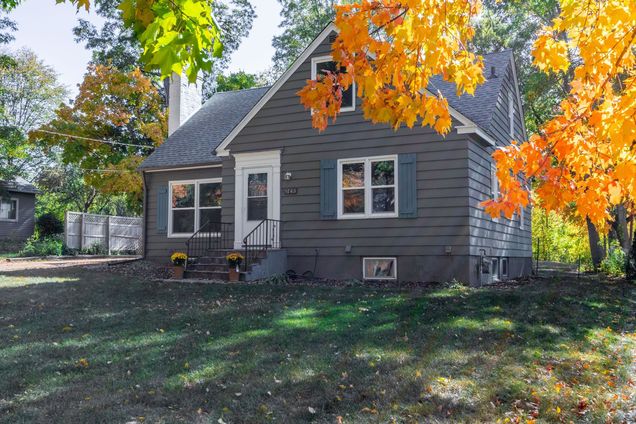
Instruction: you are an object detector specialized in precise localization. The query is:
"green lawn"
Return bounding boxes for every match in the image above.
[0,266,634,423]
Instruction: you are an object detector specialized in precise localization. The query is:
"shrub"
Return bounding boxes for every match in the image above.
[79,242,107,256]
[36,213,64,239]
[600,241,627,277]
[18,236,63,257]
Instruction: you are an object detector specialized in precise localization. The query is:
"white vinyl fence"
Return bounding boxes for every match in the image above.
[65,212,143,255]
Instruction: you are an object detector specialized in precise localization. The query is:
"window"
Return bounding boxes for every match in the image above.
[363,257,397,280]
[311,55,355,112]
[247,173,268,221]
[0,198,17,221]
[501,257,509,278]
[520,206,525,230]
[508,90,515,138]
[338,156,398,219]
[490,163,500,221]
[491,258,500,281]
[169,179,222,237]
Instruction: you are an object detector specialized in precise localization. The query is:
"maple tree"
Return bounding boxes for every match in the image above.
[299,0,636,231]
[0,0,223,82]
[31,65,166,209]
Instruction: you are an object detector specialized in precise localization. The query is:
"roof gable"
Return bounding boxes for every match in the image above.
[216,24,517,154]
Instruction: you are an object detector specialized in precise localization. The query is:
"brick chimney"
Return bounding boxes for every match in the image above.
[168,73,202,136]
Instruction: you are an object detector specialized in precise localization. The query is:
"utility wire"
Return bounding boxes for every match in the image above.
[32,129,156,150]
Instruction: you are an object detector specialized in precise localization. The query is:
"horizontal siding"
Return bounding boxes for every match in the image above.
[0,192,35,241]
[226,30,473,273]
[144,167,222,262]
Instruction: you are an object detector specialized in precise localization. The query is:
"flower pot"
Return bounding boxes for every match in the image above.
[228,267,240,282]
[173,265,184,280]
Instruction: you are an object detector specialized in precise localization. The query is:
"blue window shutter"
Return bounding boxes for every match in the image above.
[157,185,168,234]
[320,159,337,219]
[398,153,417,218]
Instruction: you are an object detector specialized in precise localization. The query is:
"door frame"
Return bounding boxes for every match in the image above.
[233,150,281,249]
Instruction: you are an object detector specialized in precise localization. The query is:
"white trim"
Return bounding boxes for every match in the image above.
[363,257,397,280]
[456,125,496,146]
[168,178,222,238]
[0,197,18,222]
[143,164,222,173]
[311,55,356,113]
[214,22,496,156]
[233,150,281,249]
[337,155,398,219]
[520,206,525,230]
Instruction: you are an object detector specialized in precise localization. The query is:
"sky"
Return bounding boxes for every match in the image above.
[6,0,282,97]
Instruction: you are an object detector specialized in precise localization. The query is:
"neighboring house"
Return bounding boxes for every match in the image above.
[139,24,531,285]
[0,181,37,243]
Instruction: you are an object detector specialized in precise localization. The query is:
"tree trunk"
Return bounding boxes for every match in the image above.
[587,217,605,270]
[614,205,630,253]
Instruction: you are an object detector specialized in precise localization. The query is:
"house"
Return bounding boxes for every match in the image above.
[138,24,531,285]
[0,180,37,243]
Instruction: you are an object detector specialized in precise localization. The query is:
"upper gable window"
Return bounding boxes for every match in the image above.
[508,90,515,138]
[311,55,355,112]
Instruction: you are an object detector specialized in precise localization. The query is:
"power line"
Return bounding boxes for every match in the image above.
[32,129,156,150]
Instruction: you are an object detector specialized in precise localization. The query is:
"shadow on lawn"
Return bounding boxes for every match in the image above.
[0,267,634,423]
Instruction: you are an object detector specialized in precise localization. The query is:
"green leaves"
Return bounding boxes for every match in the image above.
[45,0,225,82]
[119,0,223,82]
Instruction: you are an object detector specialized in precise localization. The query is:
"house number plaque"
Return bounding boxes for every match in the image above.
[283,187,298,195]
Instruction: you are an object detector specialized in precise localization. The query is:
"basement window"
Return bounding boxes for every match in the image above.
[363,257,397,280]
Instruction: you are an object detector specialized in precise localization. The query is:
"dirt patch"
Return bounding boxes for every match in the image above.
[0,257,172,280]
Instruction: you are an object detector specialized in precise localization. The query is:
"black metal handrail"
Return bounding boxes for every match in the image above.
[242,219,282,271]
[185,220,234,270]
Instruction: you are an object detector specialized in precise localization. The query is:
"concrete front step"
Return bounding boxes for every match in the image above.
[187,263,228,272]
[184,270,245,281]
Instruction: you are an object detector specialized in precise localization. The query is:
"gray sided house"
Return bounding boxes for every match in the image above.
[0,181,37,243]
[139,24,531,285]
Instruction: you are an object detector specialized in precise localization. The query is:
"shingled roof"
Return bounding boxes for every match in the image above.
[428,49,513,138]
[0,180,38,194]
[139,86,270,170]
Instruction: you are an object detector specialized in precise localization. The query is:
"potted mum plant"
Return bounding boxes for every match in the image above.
[226,252,244,282]
[170,252,187,279]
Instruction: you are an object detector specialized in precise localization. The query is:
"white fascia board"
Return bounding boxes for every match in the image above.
[456,124,496,146]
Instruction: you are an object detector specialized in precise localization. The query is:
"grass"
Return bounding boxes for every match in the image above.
[0,266,634,423]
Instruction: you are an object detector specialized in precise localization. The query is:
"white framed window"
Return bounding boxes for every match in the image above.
[520,206,525,230]
[363,257,397,280]
[168,178,222,237]
[0,198,18,221]
[311,55,355,112]
[501,257,509,278]
[0,198,18,222]
[337,155,398,219]
[490,162,500,222]
[508,90,515,138]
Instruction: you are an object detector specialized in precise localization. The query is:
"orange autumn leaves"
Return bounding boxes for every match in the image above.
[299,0,636,230]
[298,0,484,133]
[485,0,636,229]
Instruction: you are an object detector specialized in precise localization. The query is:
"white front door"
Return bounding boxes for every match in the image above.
[233,150,281,249]
[243,167,273,237]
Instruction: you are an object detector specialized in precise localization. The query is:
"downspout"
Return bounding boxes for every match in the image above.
[141,170,148,259]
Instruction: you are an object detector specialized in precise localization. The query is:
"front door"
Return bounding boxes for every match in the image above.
[233,150,281,249]
[243,167,273,238]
